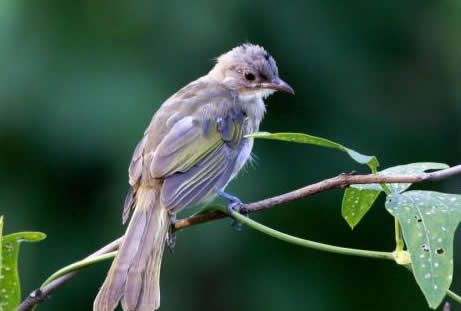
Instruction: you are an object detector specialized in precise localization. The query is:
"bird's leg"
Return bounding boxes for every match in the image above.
[216,190,244,213]
[216,190,249,231]
[166,214,177,252]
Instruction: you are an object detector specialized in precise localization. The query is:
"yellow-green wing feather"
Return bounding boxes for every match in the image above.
[151,116,224,178]
[152,107,247,212]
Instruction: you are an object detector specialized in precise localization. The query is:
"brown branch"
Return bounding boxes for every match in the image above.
[15,164,461,311]
[174,164,461,230]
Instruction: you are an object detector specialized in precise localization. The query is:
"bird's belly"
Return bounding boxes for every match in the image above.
[229,116,259,182]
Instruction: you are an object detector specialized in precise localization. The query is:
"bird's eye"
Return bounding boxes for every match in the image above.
[245,73,255,81]
[260,73,268,81]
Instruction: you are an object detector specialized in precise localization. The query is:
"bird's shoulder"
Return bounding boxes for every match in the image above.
[162,76,236,115]
[148,76,238,136]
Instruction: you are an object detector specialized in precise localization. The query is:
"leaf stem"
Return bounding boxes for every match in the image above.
[394,217,405,251]
[41,251,116,288]
[380,183,392,195]
[447,289,461,304]
[220,207,395,261]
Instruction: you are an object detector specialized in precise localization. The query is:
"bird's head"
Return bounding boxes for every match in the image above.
[209,43,294,99]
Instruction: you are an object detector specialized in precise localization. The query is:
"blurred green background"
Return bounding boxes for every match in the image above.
[1,1,461,310]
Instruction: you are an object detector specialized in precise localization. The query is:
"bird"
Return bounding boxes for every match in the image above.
[93,43,294,311]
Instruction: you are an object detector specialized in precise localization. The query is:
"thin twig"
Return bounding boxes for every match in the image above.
[16,238,122,311]
[15,164,461,311]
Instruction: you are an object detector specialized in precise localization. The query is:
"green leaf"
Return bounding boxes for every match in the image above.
[342,187,381,229]
[0,216,3,284]
[344,148,379,174]
[0,231,46,311]
[248,132,382,228]
[342,163,449,227]
[385,191,461,309]
[380,163,449,194]
[247,132,379,172]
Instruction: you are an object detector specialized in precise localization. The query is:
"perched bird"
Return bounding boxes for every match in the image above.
[93,43,294,311]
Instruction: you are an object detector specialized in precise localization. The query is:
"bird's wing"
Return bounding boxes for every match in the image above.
[150,115,223,178]
[154,104,247,212]
[127,80,231,187]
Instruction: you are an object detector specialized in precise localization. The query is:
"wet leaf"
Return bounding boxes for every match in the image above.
[342,186,381,229]
[0,231,46,311]
[385,191,461,309]
[380,163,448,193]
[248,132,379,172]
[344,148,379,174]
[342,163,448,228]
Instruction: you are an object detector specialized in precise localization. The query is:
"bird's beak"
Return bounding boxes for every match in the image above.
[261,77,295,95]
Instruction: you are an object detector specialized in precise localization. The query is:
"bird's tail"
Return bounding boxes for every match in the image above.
[94,185,170,311]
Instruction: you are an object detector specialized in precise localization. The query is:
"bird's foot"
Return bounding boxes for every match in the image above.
[216,190,249,231]
[216,190,245,213]
[166,214,177,253]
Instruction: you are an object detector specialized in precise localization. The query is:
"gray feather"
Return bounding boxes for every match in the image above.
[128,135,147,185]
[94,187,169,311]
[122,187,136,225]
[161,145,236,213]
[122,198,156,310]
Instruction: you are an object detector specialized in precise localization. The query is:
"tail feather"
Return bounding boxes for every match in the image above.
[137,254,161,310]
[122,195,156,310]
[94,186,170,311]
[136,209,169,310]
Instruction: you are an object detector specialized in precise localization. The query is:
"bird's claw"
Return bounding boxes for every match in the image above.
[216,190,249,231]
[227,200,243,214]
[216,190,245,213]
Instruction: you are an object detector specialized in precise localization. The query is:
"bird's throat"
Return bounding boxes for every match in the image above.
[238,88,275,102]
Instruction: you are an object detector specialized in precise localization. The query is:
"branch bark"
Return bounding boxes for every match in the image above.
[174,164,461,230]
[15,164,461,311]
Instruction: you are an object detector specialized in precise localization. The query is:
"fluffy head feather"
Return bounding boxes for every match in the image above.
[208,43,293,96]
